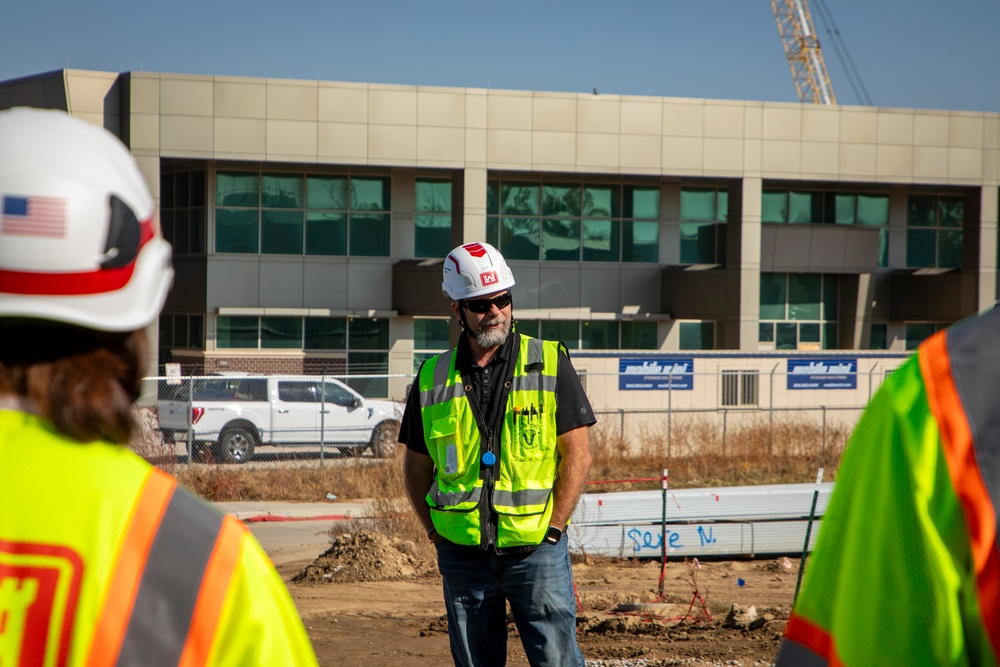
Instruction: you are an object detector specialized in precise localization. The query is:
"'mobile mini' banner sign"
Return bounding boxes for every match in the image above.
[619,358,694,390]
[787,358,857,390]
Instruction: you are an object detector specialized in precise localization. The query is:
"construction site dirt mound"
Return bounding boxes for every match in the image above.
[292,530,435,584]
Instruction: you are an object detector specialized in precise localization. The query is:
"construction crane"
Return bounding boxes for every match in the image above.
[770,0,837,104]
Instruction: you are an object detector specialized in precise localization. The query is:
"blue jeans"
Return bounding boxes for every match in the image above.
[435,536,585,667]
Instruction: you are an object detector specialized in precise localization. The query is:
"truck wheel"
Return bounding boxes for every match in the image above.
[369,422,398,458]
[214,427,257,464]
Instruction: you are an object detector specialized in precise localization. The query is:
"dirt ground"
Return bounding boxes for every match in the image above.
[279,530,795,666]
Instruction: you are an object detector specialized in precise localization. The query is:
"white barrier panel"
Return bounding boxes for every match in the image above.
[568,482,833,558]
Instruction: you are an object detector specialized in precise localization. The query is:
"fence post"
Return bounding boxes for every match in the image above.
[722,408,728,457]
[821,405,827,456]
[868,363,878,404]
[186,375,193,468]
[769,363,778,455]
[319,374,326,467]
[619,409,625,440]
[667,382,673,459]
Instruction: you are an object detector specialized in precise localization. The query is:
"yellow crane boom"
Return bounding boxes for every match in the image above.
[771,0,837,104]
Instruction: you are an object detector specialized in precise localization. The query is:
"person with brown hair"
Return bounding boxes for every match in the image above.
[0,107,318,666]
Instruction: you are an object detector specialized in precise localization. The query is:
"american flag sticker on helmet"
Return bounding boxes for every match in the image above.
[2,195,67,237]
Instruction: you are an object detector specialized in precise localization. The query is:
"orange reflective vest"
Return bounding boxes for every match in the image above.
[0,409,318,667]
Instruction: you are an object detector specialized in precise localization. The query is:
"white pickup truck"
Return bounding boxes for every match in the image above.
[157,373,402,463]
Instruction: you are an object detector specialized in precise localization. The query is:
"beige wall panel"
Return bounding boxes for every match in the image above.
[128,75,160,114]
[877,111,913,145]
[800,141,838,176]
[215,80,265,118]
[985,117,999,149]
[532,96,576,132]
[368,125,417,163]
[913,113,948,147]
[65,71,115,114]
[345,260,393,310]
[839,143,877,178]
[743,139,763,174]
[661,136,701,172]
[663,101,703,137]
[487,93,532,130]
[265,120,317,160]
[417,126,465,163]
[266,82,317,122]
[840,109,877,143]
[912,146,949,180]
[577,133,620,169]
[303,261,350,309]
[949,115,984,148]
[532,131,576,168]
[369,88,417,126]
[703,104,744,139]
[801,107,839,142]
[132,155,161,199]
[160,77,214,116]
[465,128,487,164]
[620,100,661,135]
[129,113,160,151]
[578,98,619,133]
[418,91,465,127]
[743,104,764,140]
[760,140,801,176]
[214,117,265,157]
[618,135,661,174]
[72,112,106,130]
[761,106,801,141]
[318,85,368,123]
[318,122,368,161]
[876,145,914,179]
[465,90,488,129]
[160,115,213,155]
[486,129,531,166]
[704,137,742,173]
[948,147,983,180]
[984,149,999,182]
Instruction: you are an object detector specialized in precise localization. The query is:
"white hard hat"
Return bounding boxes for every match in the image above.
[0,107,173,331]
[442,242,515,300]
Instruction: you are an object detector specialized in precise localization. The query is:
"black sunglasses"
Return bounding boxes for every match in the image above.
[463,292,512,314]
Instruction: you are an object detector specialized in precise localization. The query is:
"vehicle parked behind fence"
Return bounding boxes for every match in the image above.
[157,373,402,463]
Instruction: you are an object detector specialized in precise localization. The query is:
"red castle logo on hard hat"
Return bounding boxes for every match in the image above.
[480,271,498,286]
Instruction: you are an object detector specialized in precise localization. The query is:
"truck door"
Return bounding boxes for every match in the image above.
[274,380,322,443]
[319,380,370,444]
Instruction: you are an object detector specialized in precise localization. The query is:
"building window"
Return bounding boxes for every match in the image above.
[679,187,727,264]
[759,273,838,350]
[215,172,390,257]
[679,321,714,350]
[869,323,888,350]
[721,370,759,407]
[486,179,658,263]
[413,318,450,373]
[415,180,452,259]
[160,170,206,254]
[904,322,946,350]
[158,314,205,367]
[513,319,657,349]
[906,194,963,268]
[762,184,889,251]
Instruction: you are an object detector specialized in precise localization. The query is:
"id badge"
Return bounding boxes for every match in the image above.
[444,444,458,475]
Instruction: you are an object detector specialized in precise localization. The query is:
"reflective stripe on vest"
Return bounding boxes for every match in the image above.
[922,324,1000,654]
[87,468,244,667]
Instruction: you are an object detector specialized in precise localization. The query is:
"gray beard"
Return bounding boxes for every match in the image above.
[473,315,510,349]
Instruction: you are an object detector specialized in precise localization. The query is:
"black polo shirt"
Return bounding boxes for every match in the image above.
[400,332,596,455]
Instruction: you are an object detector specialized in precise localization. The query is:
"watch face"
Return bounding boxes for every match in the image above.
[545,526,562,543]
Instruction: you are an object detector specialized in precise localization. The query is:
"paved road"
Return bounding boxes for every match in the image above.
[216,500,373,567]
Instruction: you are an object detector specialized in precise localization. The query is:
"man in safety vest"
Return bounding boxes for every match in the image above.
[0,107,318,666]
[400,241,596,667]
[776,307,1000,665]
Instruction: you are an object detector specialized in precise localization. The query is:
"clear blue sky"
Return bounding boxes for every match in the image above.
[3,0,998,113]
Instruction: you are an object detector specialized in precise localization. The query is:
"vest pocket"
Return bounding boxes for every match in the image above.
[429,415,464,479]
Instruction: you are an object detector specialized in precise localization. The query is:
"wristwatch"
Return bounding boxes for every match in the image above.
[543,525,563,545]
